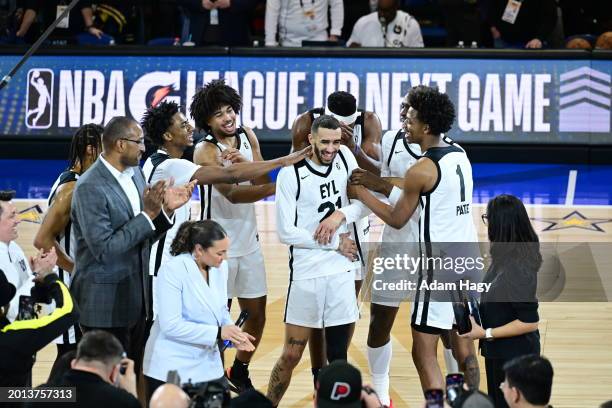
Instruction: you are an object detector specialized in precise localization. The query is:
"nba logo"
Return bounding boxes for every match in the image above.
[25,69,53,129]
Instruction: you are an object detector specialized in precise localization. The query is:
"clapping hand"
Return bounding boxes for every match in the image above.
[164,179,197,212]
[143,179,167,219]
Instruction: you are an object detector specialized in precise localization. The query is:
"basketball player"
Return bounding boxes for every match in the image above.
[33,124,103,369]
[350,86,480,393]
[266,115,370,406]
[292,90,381,379]
[140,100,309,332]
[189,80,277,393]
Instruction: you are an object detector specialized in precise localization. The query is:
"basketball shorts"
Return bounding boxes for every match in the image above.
[410,300,454,332]
[284,271,359,329]
[226,248,267,299]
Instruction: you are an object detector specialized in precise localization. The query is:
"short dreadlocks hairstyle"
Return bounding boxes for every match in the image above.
[189,79,242,132]
[407,85,455,135]
[141,101,180,147]
[68,123,103,170]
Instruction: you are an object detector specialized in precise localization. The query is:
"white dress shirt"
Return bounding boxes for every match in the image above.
[99,155,159,229]
[0,241,34,322]
[347,10,424,48]
[265,0,344,47]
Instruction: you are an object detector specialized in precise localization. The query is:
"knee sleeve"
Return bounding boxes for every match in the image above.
[324,324,351,362]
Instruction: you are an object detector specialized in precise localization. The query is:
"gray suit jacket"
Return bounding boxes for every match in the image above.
[70,159,172,328]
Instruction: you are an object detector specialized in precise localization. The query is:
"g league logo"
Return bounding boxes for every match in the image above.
[25,69,53,129]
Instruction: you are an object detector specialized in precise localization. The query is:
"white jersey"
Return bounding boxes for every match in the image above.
[200,130,260,258]
[309,108,371,271]
[380,130,421,243]
[47,170,80,344]
[143,150,200,317]
[418,140,477,244]
[276,145,370,281]
[411,139,478,329]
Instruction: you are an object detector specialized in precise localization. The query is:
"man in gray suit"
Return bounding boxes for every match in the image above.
[70,116,194,372]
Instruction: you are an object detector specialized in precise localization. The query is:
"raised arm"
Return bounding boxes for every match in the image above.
[353,158,436,229]
[192,142,311,185]
[193,140,276,203]
[290,112,312,153]
[34,184,75,273]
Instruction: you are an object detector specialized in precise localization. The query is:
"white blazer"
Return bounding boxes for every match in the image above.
[143,253,233,383]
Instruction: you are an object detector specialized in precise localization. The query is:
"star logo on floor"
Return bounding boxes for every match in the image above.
[18,205,43,224]
[532,211,612,232]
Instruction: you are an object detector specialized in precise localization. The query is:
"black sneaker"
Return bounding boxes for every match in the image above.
[225,367,254,394]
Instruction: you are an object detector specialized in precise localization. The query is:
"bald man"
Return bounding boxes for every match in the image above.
[149,384,190,408]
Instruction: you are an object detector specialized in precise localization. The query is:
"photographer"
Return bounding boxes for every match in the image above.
[0,250,79,388]
[143,220,255,401]
[27,330,140,407]
[460,195,541,408]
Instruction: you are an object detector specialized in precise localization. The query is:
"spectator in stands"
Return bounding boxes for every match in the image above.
[438,0,481,47]
[178,0,258,46]
[27,331,140,408]
[559,1,612,39]
[0,254,80,388]
[347,0,423,48]
[0,0,39,44]
[265,0,343,47]
[481,0,557,48]
[595,32,612,50]
[501,355,554,408]
[149,384,191,408]
[340,0,371,42]
[39,0,105,45]
[460,195,541,408]
[565,37,592,50]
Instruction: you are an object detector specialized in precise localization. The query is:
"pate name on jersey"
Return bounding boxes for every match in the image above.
[419,141,477,244]
[202,132,260,258]
[286,146,361,280]
[47,170,80,344]
[380,130,421,243]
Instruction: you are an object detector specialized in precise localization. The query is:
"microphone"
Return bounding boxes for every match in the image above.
[220,310,249,352]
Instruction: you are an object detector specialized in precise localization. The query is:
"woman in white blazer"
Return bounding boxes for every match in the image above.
[143,220,255,401]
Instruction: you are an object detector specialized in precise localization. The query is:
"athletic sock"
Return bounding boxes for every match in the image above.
[367,341,392,406]
[311,368,320,387]
[444,347,459,373]
[231,358,250,378]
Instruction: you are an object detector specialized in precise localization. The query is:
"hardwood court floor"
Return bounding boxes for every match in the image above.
[14,200,612,408]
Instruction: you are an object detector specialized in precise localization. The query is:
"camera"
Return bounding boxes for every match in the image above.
[167,370,231,408]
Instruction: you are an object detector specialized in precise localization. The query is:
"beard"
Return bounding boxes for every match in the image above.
[314,146,336,165]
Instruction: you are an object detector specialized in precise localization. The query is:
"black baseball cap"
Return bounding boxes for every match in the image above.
[316,360,362,408]
[0,269,16,306]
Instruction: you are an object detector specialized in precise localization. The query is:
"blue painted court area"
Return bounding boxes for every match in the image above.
[1,160,611,206]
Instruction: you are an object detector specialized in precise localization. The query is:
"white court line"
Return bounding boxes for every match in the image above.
[565,170,578,207]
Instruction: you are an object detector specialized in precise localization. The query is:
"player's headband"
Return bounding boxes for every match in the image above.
[325,106,358,125]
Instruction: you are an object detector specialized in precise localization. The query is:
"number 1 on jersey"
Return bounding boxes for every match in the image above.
[456,164,465,202]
